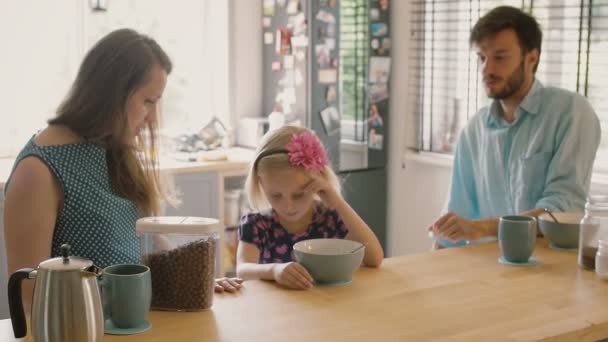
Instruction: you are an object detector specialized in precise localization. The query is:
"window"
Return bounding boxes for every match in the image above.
[340,0,369,142]
[410,0,608,170]
[0,0,230,157]
[81,0,231,140]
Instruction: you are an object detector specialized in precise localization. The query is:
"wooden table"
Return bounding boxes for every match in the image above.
[2,240,608,341]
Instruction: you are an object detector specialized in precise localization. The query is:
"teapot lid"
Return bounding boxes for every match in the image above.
[38,244,94,272]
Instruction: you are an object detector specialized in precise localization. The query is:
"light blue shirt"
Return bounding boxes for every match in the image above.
[439,80,601,247]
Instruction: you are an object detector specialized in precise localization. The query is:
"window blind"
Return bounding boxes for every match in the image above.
[410,0,608,169]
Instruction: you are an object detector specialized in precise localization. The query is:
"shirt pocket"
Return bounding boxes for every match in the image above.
[513,152,552,209]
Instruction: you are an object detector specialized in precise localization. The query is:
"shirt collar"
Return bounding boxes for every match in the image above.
[485,79,544,128]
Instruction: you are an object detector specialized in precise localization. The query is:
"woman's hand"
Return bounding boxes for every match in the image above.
[272,262,314,290]
[214,277,244,293]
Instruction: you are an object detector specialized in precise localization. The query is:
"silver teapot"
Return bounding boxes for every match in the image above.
[8,244,104,341]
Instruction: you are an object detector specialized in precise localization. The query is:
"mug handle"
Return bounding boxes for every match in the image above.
[99,277,111,321]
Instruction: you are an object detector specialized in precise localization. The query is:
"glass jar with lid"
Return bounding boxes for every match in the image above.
[578,195,608,270]
[596,240,608,279]
[136,216,223,311]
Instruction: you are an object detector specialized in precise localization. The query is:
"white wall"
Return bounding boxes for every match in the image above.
[386,0,437,257]
[230,0,263,127]
[0,1,82,157]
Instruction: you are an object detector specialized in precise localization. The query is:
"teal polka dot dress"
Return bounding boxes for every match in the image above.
[7,136,140,268]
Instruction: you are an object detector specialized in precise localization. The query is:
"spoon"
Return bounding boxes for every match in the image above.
[351,244,365,253]
[542,208,560,224]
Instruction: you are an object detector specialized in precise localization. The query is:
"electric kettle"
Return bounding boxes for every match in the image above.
[7,244,104,341]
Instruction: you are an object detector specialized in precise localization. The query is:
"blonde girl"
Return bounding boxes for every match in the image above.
[236,126,383,290]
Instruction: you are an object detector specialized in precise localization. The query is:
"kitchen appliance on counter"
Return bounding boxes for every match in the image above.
[169,116,230,154]
[237,117,269,149]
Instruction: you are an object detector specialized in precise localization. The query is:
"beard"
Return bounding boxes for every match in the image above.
[484,60,526,100]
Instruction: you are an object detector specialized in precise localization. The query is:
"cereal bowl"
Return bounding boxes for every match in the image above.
[538,212,582,249]
[293,239,364,285]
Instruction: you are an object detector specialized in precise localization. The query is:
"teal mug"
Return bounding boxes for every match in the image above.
[498,215,537,263]
[102,264,151,329]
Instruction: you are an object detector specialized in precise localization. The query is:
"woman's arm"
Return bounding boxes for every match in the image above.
[236,241,313,289]
[4,157,60,314]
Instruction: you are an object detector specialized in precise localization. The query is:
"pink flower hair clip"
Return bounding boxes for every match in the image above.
[285,132,329,173]
[253,131,329,173]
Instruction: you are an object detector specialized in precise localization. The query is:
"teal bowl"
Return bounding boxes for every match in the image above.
[538,212,583,249]
[293,239,364,285]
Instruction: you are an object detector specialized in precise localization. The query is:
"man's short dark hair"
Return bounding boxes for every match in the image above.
[470,6,542,69]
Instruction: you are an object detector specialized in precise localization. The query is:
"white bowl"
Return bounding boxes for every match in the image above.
[293,239,364,285]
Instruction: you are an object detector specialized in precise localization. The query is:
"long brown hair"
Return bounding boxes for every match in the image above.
[49,28,172,216]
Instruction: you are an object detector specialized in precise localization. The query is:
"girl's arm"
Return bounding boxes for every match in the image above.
[310,172,384,267]
[236,241,274,280]
[236,241,313,289]
[335,199,384,267]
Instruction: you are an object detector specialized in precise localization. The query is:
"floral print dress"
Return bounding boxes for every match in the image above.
[239,204,348,263]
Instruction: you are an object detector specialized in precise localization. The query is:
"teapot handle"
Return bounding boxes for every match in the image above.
[8,268,36,338]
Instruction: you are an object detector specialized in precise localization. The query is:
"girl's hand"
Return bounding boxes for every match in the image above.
[307,172,343,209]
[272,262,314,290]
[214,277,244,293]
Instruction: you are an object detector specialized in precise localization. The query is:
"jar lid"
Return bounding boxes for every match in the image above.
[136,216,222,234]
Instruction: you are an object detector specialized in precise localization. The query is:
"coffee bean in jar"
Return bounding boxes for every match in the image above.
[145,238,216,311]
[580,246,598,270]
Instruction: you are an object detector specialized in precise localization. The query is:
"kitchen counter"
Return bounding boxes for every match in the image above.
[0,147,256,191]
[2,240,608,341]
[158,147,255,175]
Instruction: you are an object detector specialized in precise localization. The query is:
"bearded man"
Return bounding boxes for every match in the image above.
[428,6,601,248]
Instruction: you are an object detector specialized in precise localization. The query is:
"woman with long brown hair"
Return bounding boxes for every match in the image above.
[4,29,240,310]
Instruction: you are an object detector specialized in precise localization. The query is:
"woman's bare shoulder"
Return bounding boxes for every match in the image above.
[34,125,84,147]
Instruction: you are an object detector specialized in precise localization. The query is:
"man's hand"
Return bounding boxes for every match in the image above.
[428,212,485,242]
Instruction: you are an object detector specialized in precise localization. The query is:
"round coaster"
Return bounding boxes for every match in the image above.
[104,319,151,335]
[548,243,577,251]
[497,256,540,266]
